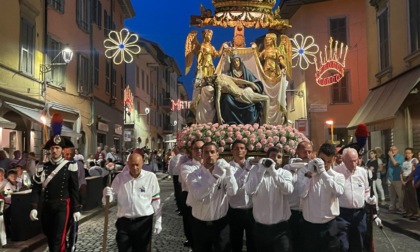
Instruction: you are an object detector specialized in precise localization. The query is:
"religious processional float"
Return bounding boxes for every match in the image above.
[176,0,314,157]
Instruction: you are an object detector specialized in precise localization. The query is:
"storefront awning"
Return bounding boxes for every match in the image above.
[5,102,82,138]
[0,116,16,129]
[348,67,420,129]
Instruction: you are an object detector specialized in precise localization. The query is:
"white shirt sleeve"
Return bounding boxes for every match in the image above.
[270,169,293,195]
[187,169,218,201]
[224,167,238,196]
[320,170,345,197]
[245,166,265,195]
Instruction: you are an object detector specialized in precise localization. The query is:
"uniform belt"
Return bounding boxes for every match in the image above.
[195,215,228,226]
[339,207,364,214]
[120,215,151,222]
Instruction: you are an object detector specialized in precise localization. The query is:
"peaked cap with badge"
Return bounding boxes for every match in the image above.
[43,112,74,150]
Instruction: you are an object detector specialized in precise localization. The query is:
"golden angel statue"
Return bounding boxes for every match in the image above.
[257,33,292,80]
[185,29,227,77]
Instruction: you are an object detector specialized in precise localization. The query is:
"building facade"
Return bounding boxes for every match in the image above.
[349,0,420,152]
[281,0,369,149]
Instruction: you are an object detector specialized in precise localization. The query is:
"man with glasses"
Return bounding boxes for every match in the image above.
[179,139,204,249]
[295,143,344,251]
[187,142,238,252]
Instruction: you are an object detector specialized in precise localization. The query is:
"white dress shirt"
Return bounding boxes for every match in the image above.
[179,159,201,192]
[334,164,369,209]
[296,168,345,223]
[187,164,238,221]
[111,169,160,218]
[283,162,307,211]
[228,160,252,209]
[168,153,183,176]
[245,164,293,225]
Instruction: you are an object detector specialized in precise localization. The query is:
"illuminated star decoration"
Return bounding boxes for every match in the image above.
[104,28,141,65]
[291,33,319,70]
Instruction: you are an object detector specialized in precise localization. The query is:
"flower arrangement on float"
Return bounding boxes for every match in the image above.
[177,123,310,155]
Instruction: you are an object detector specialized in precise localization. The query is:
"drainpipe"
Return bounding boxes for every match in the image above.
[89,0,95,156]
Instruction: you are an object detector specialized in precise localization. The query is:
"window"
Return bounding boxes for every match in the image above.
[20,17,35,75]
[103,9,114,37]
[45,36,66,87]
[330,71,350,104]
[378,8,390,70]
[77,54,90,94]
[105,61,111,94]
[112,68,116,97]
[136,66,140,88]
[146,74,149,94]
[141,70,145,91]
[93,49,99,86]
[103,10,108,36]
[409,0,420,53]
[330,17,347,44]
[76,0,90,32]
[93,0,102,28]
[120,75,124,98]
[48,0,65,13]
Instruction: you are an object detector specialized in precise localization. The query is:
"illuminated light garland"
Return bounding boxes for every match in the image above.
[104,28,141,65]
[314,37,348,86]
[291,33,319,70]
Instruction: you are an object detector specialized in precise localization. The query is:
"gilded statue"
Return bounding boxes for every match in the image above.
[185,29,227,77]
[257,33,292,79]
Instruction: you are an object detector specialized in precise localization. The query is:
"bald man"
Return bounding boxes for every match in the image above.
[103,152,162,252]
[334,148,377,252]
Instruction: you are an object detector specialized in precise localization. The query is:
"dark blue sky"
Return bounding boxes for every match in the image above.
[125,0,269,99]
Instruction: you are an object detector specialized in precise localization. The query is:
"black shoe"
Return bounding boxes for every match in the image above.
[184,240,191,247]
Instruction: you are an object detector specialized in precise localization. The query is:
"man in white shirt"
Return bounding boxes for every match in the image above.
[187,142,238,252]
[296,143,344,251]
[334,148,376,252]
[103,151,162,252]
[167,145,183,212]
[245,147,293,252]
[282,141,312,252]
[228,140,256,252]
[179,139,204,248]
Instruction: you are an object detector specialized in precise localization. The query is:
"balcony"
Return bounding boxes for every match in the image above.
[159,97,173,112]
[162,124,175,134]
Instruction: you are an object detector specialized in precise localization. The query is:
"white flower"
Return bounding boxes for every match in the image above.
[104,28,141,65]
[291,33,319,70]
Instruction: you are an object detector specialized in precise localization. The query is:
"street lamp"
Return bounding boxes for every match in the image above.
[326,120,334,144]
[40,47,74,96]
[139,107,150,116]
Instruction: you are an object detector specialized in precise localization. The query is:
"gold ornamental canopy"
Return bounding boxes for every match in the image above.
[191,0,291,30]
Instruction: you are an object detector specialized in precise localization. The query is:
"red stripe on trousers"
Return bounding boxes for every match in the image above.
[60,198,71,252]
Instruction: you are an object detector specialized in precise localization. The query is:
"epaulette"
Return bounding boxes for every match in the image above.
[68,162,78,172]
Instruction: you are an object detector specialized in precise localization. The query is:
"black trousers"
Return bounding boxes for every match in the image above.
[254,221,291,252]
[41,199,71,252]
[173,175,182,210]
[336,208,366,252]
[302,219,340,252]
[289,210,304,252]
[180,191,193,244]
[116,215,153,252]
[228,207,256,252]
[191,215,230,252]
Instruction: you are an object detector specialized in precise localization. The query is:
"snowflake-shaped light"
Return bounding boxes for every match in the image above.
[291,33,319,70]
[104,28,141,65]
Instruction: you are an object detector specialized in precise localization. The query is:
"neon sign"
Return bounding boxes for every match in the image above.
[314,37,348,86]
[171,99,191,111]
[104,28,141,65]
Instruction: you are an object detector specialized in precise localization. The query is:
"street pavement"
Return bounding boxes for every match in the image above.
[3,173,420,251]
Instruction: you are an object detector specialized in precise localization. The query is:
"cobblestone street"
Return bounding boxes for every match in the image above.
[31,178,420,252]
